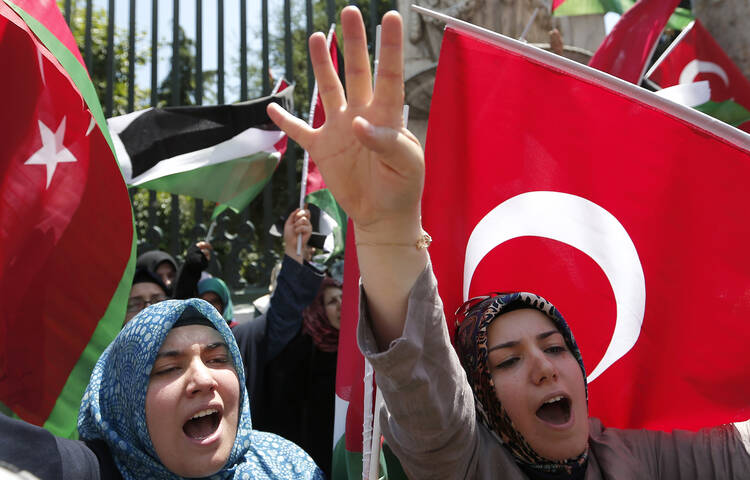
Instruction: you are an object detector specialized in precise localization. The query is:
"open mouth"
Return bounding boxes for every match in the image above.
[535,395,571,425]
[183,408,221,440]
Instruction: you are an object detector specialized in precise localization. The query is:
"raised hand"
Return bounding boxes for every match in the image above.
[267,7,425,245]
[283,207,313,264]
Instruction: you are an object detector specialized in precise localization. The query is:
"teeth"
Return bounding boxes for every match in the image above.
[544,396,564,405]
[191,408,218,419]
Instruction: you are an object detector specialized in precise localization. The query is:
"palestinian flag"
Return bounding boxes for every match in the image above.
[109,87,293,217]
[588,0,681,84]
[553,0,692,31]
[0,0,135,438]
[301,24,346,261]
[646,20,750,132]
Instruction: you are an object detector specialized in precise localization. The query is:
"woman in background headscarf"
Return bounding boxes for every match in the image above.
[197,276,236,327]
[255,277,341,477]
[136,250,177,295]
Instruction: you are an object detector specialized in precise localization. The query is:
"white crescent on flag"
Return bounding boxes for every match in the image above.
[463,191,646,382]
[678,59,730,86]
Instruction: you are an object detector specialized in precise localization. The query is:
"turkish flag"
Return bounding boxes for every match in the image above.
[423,25,750,432]
[589,0,680,84]
[646,20,750,132]
[0,2,133,436]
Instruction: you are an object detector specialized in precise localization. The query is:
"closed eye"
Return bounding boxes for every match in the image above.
[152,366,179,376]
[495,357,519,369]
[545,345,566,355]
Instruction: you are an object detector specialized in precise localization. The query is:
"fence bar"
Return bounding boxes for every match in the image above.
[261,0,273,266]
[127,0,136,112]
[284,0,296,209]
[151,0,158,107]
[327,0,336,26]
[218,0,225,104]
[170,194,180,257]
[64,0,72,26]
[196,0,203,106]
[240,0,248,101]
[171,0,181,106]
[105,0,115,116]
[262,0,270,95]
[84,0,93,71]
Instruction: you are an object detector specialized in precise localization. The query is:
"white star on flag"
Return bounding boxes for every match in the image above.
[25,117,77,188]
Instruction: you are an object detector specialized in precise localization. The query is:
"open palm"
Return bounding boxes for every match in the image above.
[267,7,425,241]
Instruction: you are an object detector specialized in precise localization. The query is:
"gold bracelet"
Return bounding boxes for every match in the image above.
[356,231,432,250]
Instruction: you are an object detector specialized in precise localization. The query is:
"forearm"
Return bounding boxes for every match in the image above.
[355,215,428,351]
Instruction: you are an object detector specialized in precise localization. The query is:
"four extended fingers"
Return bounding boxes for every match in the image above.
[372,11,404,126]
[310,31,346,117]
[341,6,373,108]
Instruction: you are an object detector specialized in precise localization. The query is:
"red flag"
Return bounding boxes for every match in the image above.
[589,0,680,84]
[646,20,750,132]
[423,23,750,431]
[305,26,342,196]
[0,1,134,437]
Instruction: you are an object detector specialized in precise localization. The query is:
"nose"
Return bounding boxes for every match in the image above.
[530,350,557,385]
[186,358,218,395]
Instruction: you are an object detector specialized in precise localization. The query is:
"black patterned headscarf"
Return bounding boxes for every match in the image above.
[454,292,588,479]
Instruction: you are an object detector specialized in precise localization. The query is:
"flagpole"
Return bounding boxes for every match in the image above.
[298,23,337,255]
[361,23,382,480]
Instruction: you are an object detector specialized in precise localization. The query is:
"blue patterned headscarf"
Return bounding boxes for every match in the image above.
[78,298,323,480]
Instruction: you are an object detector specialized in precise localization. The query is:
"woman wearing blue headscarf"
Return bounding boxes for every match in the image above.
[0,299,323,479]
[78,298,323,479]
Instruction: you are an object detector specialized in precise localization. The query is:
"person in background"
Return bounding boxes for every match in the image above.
[197,276,237,327]
[135,250,177,295]
[124,266,168,325]
[231,208,324,419]
[256,276,342,477]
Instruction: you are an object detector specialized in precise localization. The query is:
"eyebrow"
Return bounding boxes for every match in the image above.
[487,330,561,353]
[154,341,228,360]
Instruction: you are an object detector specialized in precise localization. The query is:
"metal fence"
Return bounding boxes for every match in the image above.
[59,0,393,293]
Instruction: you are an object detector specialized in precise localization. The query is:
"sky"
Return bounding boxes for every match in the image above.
[82,0,296,106]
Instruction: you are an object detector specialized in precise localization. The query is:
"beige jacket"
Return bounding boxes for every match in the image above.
[358,263,750,479]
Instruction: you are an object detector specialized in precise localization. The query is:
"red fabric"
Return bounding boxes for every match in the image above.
[0,4,132,425]
[646,19,750,133]
[11,0,86,69]
[552,0,567,11]
[423,27,750,432]
[306,31,340,195]
[589,0,680,84]
[334,220,366,451]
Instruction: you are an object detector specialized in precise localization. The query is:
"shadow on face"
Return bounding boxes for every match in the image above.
[145,325,239,477]
[486,309,588,460]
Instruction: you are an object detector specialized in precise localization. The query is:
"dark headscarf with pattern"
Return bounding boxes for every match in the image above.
[301,277,341,353]
[454,292,588,479]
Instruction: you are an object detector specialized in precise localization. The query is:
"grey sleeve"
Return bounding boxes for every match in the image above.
[602,423,750,479]
[357,262,479,480]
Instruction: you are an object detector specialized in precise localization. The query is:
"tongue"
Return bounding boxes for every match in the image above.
[536,400,570,425]
[183,414,218,439]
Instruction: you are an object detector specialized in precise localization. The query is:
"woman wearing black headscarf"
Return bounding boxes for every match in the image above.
[256,277,342,477]
[266,6,750,479]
